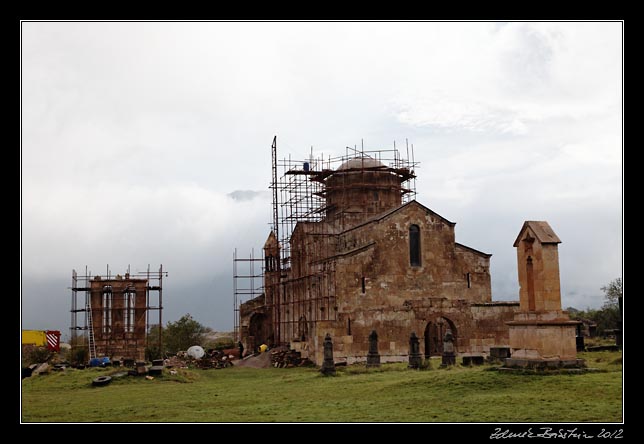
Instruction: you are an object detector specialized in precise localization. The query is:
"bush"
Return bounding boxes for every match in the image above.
[145,346,163,361]
[206,338,235,351]
[27,347,52,365]
[70,346,88,366]
[163,314,208,354]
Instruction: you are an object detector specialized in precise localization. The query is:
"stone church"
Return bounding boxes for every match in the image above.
[240,155,521,365]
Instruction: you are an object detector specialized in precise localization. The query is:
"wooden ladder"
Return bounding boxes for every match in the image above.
[86,299,97,360]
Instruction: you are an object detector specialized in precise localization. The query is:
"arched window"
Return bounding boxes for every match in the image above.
[409,224,421,266]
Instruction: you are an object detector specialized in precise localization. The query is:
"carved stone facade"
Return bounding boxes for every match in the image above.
[240,157,520,365]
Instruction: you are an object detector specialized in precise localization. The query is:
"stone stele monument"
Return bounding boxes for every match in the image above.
[505,221,584,369]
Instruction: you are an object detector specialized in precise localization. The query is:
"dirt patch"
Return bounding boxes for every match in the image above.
[235,351,272,368]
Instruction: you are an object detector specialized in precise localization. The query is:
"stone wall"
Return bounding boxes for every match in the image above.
[469,302,520,354]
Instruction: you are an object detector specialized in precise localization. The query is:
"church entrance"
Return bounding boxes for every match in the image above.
[424,317,457,357]
[248,312,270,353]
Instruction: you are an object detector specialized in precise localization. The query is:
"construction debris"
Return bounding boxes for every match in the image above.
[194,350,234,369]
[187,345,205,359]
[32,362,50,376]
[164,349,234,370]
[270,347,313,368]
[92,375,112,387]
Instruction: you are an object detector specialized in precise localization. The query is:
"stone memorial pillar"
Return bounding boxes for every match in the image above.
[408,332,422,369]
[441,329,456,367]
[366,330,381,368]
[320,333,336,376]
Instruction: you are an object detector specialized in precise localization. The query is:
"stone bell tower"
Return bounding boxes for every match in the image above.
[505,221,584,368]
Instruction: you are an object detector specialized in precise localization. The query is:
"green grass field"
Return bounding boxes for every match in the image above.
[21,351,622,423]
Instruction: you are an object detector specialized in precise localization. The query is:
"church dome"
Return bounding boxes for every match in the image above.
[337,157,385,171]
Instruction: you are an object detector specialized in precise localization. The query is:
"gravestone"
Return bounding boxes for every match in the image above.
[576,324,585,352]
[320,333,336,376]
[441,329,456,367]
[408,332,422,369]
[366,330,381,368]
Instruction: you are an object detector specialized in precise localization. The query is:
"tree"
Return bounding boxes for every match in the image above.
[569,278,622,337]
[146,324,163,361]
[601,278,622,310]
[163,314,209,354]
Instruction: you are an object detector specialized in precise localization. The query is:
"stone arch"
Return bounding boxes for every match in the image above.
[424,316,458,357]
[249,312,270,352]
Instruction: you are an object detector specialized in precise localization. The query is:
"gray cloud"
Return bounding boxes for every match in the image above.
[227,190,268,202]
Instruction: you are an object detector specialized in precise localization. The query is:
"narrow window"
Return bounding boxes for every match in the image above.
[361,276,366,294]
[347,318,352,336]
[125,289,135,333]
[526,256,535,311]
[466,273,471,288]
[409,224,421,266]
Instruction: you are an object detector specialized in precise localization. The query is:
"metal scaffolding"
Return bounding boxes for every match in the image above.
[271,138,418,271]
[70,264,166,360]
[273,139,418,344]
[233,136,420,346]
[232,249,264,342]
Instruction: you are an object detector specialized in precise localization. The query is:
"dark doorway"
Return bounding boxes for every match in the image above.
[424,317,458,357]
[249,312,270,352]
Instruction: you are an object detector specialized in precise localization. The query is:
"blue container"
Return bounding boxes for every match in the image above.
[89,357,111,367]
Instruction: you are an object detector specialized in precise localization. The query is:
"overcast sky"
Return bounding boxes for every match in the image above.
[21,21,622,338]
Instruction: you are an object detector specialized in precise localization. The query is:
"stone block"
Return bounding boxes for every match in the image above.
[148,365,163,376]
[490,347,510,360]
[462,355,484,366]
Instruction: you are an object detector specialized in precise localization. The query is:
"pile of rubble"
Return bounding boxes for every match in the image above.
[270,347,313,368]
[164,349,234,370]
[195,350,234,369]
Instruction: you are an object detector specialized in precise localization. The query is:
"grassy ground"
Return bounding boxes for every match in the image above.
[21,351,622,423]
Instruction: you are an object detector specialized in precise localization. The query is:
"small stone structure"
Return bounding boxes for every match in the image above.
[441,329,456,367]
[320,334,336,375]
[408,332,423,369]
[366,330,381,368]
[505,222,584,369]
